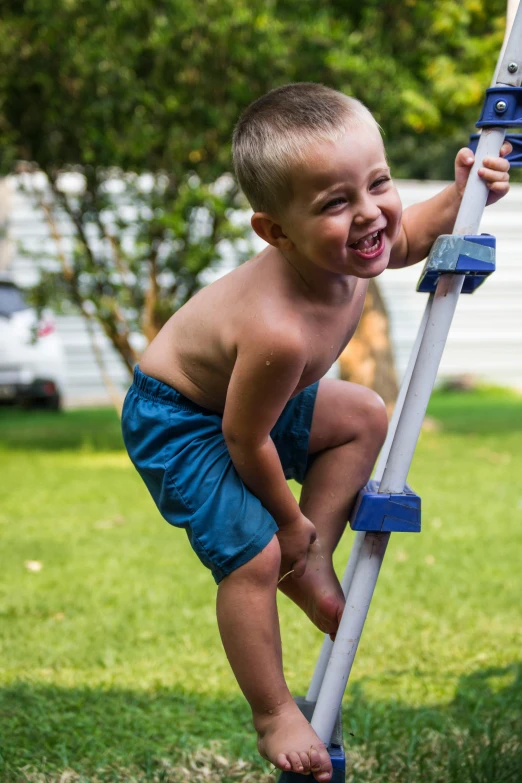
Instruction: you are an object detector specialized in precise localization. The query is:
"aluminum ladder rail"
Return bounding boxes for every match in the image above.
[308,2,522,753]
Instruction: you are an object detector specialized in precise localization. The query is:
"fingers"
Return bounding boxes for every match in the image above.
[479,155,510,198]
[459,144,512,172]
[480,155,510,175]
[277,515,316,580]
[474,146,511,203]
[482,178,510,194]
[291,555,308,579]
[464,139,513,158]
[455,147,475,168]
[291,528,317,578]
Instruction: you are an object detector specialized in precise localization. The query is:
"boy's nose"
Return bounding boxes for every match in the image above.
[353,195,381,224]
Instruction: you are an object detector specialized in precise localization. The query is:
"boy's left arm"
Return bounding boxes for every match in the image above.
[388,143,512,269]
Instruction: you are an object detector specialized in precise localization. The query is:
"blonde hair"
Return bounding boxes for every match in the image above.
[232,83,378,215]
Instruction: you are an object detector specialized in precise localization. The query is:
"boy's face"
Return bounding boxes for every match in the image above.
[279,123,402,279]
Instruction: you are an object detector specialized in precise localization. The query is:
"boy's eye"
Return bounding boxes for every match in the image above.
[371,176,391,189]
[322,197,347,211]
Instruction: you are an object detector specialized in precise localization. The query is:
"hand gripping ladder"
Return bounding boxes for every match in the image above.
[278,6,522,781]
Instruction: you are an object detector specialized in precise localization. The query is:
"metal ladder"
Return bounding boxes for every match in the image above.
[278,5,522,780]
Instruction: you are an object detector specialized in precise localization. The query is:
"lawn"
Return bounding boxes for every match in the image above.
[0,387,521,782]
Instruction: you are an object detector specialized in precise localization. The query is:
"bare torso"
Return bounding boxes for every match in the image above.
[139,247,368,412]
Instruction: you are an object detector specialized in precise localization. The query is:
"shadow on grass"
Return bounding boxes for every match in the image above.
[1,664,521,782]
[0,407,124,452]
[344,664,522,783]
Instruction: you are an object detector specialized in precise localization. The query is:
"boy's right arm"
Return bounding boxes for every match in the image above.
[222,325,316,577]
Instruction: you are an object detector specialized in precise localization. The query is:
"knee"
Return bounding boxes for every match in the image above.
[230,535,281,589]
[357,388,388,447]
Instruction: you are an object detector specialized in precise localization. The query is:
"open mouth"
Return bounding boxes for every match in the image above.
[349,230,385,259]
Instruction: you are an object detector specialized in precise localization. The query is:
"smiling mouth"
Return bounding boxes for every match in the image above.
[349,230,385,258]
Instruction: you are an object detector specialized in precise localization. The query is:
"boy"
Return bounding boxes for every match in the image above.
[122,83,510,781]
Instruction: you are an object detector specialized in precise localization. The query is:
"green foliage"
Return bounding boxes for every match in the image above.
[2,0,508,175]
[0,0,511,371]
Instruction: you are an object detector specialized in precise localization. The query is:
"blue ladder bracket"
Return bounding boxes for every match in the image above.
[350,479,421,533]
[416,233,495,294]
[476,86,522,128]
[468,132,522,167]
[277,746,345,783]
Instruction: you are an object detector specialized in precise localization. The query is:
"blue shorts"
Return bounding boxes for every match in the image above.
[122,367,319,583]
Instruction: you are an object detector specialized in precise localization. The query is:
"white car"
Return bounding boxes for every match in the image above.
[0,278,67,410]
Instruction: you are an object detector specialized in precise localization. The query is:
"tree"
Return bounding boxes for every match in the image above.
[1,0,294,385]
[0,0,510,405]
[338,280,399,408]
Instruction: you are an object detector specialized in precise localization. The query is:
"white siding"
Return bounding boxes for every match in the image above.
[53,315,131,405]
[4,176,132,405]
[4,176,522,406]
[381,181,522,390]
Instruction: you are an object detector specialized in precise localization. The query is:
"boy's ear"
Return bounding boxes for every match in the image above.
[251,212,294,251]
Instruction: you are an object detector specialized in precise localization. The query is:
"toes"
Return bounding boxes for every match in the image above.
[275,753,291,772]
[310,745,333,781]
[298,750,311,773]
[313,766,333,782]
[288,750,304,773]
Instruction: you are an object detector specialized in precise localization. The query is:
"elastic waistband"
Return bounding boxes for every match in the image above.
[131,366,210,413]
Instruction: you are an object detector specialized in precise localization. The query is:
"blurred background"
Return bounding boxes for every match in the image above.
[1,0,521,411]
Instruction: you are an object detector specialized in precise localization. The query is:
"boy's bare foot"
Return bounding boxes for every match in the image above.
[255,700,332,781]
[277,541,344,637]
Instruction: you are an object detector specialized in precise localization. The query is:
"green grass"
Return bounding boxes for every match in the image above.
[1,387,522,782]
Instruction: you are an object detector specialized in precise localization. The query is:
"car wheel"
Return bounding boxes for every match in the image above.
[42,393,63,412]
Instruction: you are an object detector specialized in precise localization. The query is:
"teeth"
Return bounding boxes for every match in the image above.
[352,230,381,250]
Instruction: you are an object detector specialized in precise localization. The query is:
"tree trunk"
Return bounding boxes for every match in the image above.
[338,279,399,408]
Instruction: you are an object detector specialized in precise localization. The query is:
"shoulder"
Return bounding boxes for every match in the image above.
[238,313,307,369]
[225,256,309,361]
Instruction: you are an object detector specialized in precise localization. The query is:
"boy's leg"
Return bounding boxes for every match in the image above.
[216,536,333,781]
[278,378,388,636]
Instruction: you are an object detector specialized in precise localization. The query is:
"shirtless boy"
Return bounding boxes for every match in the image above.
[122,83,510,781]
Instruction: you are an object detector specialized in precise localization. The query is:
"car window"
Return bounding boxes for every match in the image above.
[0,284,29,317]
